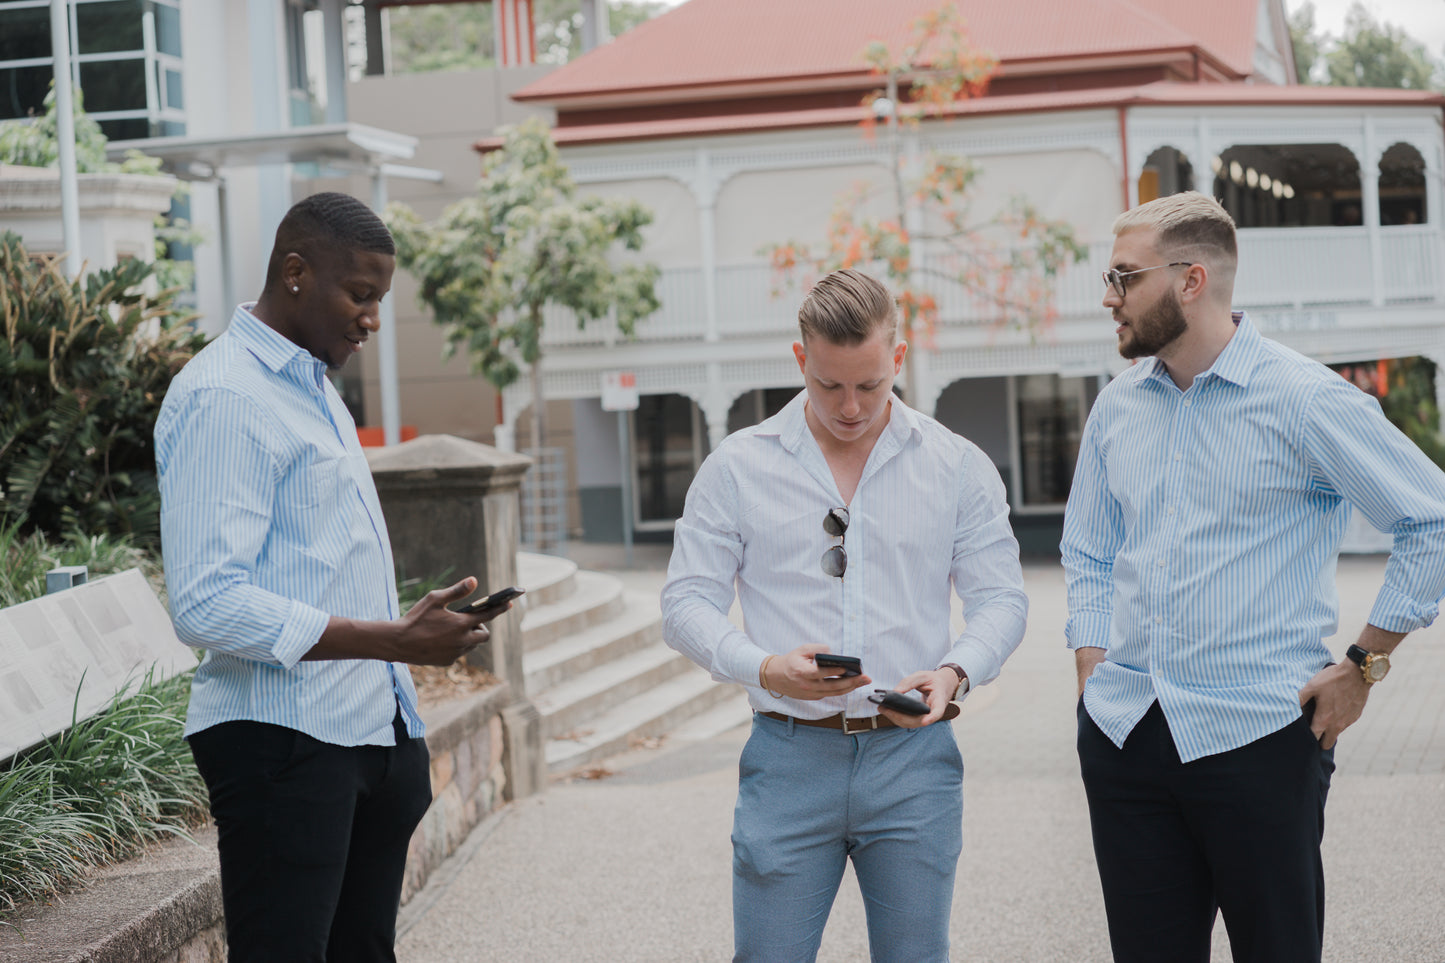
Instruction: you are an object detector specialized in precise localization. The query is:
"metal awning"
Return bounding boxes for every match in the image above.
[104,122,443,447]
[105,122,427,181]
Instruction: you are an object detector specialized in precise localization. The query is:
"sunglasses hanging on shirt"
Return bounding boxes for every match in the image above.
[821,507,848,578]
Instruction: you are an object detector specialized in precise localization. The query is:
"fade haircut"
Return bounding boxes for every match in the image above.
[263,191,395,293]
[1112,191,1237,269]
[798,269,898,345]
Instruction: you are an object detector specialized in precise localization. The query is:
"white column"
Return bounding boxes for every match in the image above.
[701,365,731,452]
[1362,115,1384,308]
[695,149,720,343]
[372,170,402,446]
[49,0,82,274]
[319,0,348,123]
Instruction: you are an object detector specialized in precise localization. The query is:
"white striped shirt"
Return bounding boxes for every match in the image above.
[1062,312,1445,762]
[662,391,1028,718]
[156,304,422,746]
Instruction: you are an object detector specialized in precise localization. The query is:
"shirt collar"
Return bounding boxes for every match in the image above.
[773,388,923,455]
[1134,310,1259,390]
[229,302,328,385]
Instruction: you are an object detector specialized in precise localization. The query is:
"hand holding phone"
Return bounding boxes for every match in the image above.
[868,689,930,716]
[814,653,862,678]
[453,585,525,617]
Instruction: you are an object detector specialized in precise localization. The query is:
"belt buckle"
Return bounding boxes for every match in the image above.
[842,715,879,734]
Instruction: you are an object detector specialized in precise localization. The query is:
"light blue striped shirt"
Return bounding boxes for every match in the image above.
[156,304,422,746]
[1063,312,1445,762]
[662,391,1028,719]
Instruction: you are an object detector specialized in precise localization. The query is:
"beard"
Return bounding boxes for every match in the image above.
[1117,289,1188,359]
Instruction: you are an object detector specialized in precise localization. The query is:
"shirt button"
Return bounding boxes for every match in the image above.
[1174,452,1182,461]
[1183,398,1192,407]
[1156,559,1165,567]
[1154,615,1163,624]
[1167,506,1176,515]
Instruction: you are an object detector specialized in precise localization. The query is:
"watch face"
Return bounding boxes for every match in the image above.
[1365,655,1390,682]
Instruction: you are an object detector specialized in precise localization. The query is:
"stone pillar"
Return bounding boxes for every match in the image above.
[366,436,532,689]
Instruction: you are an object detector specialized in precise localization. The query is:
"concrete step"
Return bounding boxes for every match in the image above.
[515,551,578,607]
[666,688,754,743]
[545,669,744,774]
[522,589,663,694]
[519,569,626,652]
[534,642,696,739]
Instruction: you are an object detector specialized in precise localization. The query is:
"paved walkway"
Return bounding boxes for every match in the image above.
[397,552,1445,963]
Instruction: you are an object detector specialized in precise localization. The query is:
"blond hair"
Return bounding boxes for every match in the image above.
[1112,192,1237,268]
[798,269,899,345]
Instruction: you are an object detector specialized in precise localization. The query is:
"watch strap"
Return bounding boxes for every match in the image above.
[1345,644,1369,667]
[940,662,969,699]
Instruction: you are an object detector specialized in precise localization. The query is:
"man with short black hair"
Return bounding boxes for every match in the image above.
[662,268,1028,962]
[1063,191,1445,963]
[158,192,502,962]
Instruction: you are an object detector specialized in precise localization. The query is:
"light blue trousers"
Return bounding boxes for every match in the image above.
[731,713,964,963]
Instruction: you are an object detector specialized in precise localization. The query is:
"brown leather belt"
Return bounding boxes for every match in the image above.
[758,710,897,733]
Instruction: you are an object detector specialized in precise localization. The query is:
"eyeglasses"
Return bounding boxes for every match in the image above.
[821,507,848,579]
[1102,262,1194,300]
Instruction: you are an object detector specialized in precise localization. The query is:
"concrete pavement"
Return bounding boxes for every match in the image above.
[397,553,1445,962]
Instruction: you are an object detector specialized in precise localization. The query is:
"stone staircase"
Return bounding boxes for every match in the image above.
[515,552,751,775]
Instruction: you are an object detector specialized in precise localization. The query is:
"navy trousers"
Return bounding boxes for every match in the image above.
[1078,700,1335,963]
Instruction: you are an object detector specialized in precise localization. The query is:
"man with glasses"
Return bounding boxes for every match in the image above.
[1063,191,1445,963]
[662,268,1027,962]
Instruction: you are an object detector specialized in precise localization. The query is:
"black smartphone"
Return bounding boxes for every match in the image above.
[814,653,862,678]
[868,689,929,716]
[454,585,525,616]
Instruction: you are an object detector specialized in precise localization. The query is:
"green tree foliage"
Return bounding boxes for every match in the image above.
[1290,1,1442,90]
[385,0,667,72]
[387,117,660,457]
[0,233,206,547]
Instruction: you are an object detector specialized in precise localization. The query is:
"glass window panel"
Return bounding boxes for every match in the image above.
[0,7,51,61]
[634,394,702,523]
[97,115,148,141]
[152,3,181,57]
[163,66,180,109]
[76,1,144,54]
[0,63,54,120]
[78,57,145,111]
[1016,375,1085,508]
[157,117,183,136]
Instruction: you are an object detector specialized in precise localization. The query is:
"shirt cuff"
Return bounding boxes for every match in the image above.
[273,602,331,669]
[716,638,772,689]
[1065,612,1113,651]
[1367,584,1440,635]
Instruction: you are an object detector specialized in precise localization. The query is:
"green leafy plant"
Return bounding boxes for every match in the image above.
[0,521,162,609]
[0,232,207,547]
[0,670,204,917]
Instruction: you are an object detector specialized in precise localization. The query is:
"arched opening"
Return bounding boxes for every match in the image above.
[1138,146,1194,204]
[727,388,798,434]
[1212,144,1361,227]
[1378,142,1427,225]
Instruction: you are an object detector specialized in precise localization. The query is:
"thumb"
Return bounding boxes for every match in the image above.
[442,577,479,601]
[796,643,832,659]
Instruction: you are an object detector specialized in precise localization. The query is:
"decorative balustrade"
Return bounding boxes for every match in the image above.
[539,227,1445,348]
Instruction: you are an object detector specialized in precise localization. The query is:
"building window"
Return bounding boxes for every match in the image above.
[632,393,704,528]
[0,0,184,139]
[1013,374,1090,511]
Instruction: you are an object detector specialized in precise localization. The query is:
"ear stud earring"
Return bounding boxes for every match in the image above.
[292,286,299,293]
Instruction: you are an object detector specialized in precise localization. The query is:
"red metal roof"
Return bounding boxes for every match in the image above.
[514,0,1268,104]
[477,81,1445,151]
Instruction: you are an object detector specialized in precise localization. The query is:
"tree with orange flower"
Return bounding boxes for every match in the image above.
[762,4,1085,398]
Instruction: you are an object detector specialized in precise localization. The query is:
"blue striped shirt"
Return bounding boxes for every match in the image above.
[156,304,422,746]
[662,391,1028,718]
[1062,312,1445,762]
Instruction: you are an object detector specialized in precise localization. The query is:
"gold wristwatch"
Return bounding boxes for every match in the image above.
[1345,644,1391,684]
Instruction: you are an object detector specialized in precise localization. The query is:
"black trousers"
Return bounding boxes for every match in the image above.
[1078,700,1335,963]
[188,712,432,963]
